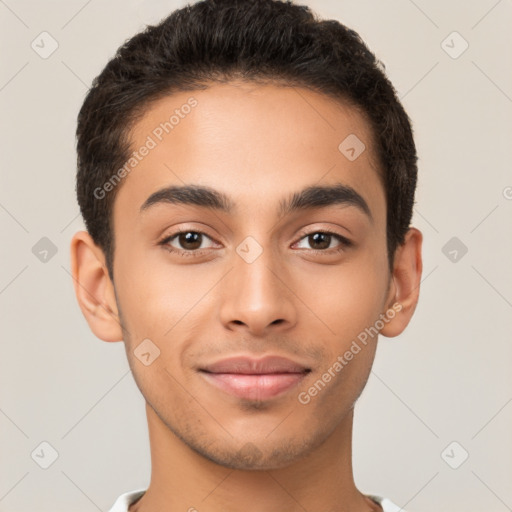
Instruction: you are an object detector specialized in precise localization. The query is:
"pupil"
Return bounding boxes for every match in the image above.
[180,232,201,250]
[310,233,330,250]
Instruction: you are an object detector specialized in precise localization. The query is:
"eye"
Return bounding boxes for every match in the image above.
[159,230,217,253]
[294,230,352,252]
[158,228,352,259]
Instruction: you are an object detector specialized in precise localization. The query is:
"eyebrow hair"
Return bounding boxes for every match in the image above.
[279,183,372,221]
[140,184,235,213]
[139,183,372,221]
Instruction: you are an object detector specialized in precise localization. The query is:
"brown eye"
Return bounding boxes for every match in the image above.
[307,232,332,250]
[176,231,202,250]
[295,231,350,251]
[162,231,216,252]
[293,230,353,256]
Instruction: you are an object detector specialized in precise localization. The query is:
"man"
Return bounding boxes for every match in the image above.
[70,0,422,510]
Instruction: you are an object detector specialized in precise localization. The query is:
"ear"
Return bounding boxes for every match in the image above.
[70,230,124,342]
[380,227,423,338]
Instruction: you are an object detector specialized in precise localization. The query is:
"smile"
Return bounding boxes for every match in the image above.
[198,355,311,400]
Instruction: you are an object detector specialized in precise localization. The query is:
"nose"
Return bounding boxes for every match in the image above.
[218,244,297,336]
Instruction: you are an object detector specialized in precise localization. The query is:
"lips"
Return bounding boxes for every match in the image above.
[201,355,310,374]
[199,355,311,400]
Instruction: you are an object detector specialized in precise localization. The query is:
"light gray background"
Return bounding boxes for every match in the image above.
[1,0,511,511]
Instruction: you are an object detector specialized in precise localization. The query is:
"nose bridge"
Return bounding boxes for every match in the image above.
[219,237,296,334]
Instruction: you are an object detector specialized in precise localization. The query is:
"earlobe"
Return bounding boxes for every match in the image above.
[380,227,423,338]
[70,230,124,342]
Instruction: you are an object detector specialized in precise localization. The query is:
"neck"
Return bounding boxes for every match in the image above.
[129,404,375,512]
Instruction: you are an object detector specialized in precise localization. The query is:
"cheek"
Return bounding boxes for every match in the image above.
[125,348,193,431]
[115,252,223,383]
[295,261,387,414]
[115,245,207,331]
[296,252,389,346]
[295,331,377,430]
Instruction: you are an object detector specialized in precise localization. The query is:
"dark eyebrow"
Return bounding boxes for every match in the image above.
[140,185,235,214]
[139,183,372,221]
[279,183,372,221]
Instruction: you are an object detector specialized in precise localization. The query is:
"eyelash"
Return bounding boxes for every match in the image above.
[158,229,353,258]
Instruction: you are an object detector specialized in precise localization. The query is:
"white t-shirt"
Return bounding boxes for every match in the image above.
[108,489,408,511]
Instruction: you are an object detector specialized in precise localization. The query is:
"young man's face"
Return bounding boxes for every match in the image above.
[77,81,418,470]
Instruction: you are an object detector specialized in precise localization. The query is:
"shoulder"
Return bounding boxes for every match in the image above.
[107,489,146,512]
[366,494,409,512]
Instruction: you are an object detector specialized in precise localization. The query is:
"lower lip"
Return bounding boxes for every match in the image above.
[200,371,307,400]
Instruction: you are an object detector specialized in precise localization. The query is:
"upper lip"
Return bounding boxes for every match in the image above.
[200,355,311,375]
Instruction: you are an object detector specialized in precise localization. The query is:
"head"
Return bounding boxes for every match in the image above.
[71,0,422,470]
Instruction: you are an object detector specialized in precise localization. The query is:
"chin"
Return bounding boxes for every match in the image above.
[188,433,322,471]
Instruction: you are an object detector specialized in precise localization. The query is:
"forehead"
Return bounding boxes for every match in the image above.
[113,81,385,225]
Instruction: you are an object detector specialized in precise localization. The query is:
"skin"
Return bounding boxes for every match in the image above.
[71,81,422,512]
